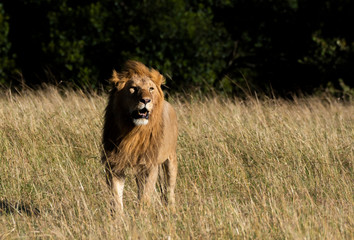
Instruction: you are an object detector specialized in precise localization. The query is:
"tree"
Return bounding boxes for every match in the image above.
[0,3,15,85]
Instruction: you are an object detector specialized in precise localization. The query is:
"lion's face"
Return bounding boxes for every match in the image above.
[119,75,161,126]
[108,61,165,128]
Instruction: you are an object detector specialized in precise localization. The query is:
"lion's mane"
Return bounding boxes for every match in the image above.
[102,61,166,173]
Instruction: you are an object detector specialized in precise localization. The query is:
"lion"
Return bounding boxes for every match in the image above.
[102,60,178,211]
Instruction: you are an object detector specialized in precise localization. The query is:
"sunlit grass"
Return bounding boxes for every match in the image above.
[0,87,353,239]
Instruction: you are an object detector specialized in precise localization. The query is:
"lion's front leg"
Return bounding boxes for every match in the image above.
[136,165,159,206]
[107,171,125,211]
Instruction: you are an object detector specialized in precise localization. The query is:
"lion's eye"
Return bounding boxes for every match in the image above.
[129,87,137,94]
[149,87,154,92]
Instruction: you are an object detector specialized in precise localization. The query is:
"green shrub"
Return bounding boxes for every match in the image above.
[0,3,16,85]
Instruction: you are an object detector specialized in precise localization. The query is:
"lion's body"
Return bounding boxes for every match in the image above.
[102,61,178,210]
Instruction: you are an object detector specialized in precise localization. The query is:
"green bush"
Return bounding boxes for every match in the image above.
[40,0,231,89]
[0,3,15,85]
[1,0,354,95]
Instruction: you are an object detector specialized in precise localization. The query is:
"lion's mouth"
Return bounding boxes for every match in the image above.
[132,108,150,120]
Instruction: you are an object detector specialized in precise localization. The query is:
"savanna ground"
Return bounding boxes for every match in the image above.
[0,87,353,239]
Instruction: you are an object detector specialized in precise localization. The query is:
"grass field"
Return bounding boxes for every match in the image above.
[0,87,353,239]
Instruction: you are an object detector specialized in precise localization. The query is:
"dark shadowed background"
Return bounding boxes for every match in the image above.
[0,0,353,96]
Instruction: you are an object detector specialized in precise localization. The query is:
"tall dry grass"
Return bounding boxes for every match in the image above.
[0,87,353,239]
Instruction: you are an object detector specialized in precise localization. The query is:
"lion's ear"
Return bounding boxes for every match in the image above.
[110,70,126,91]
[110,70,119,84]
[151,69,166,87]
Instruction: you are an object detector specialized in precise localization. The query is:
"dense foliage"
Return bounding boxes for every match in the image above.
[1,0,353,94]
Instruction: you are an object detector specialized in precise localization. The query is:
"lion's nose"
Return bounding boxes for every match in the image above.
[140,98,151,104]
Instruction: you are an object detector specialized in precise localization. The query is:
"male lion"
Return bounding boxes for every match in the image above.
[102,60,178,211]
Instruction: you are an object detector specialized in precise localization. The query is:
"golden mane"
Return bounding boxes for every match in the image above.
[102,61,165,172]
